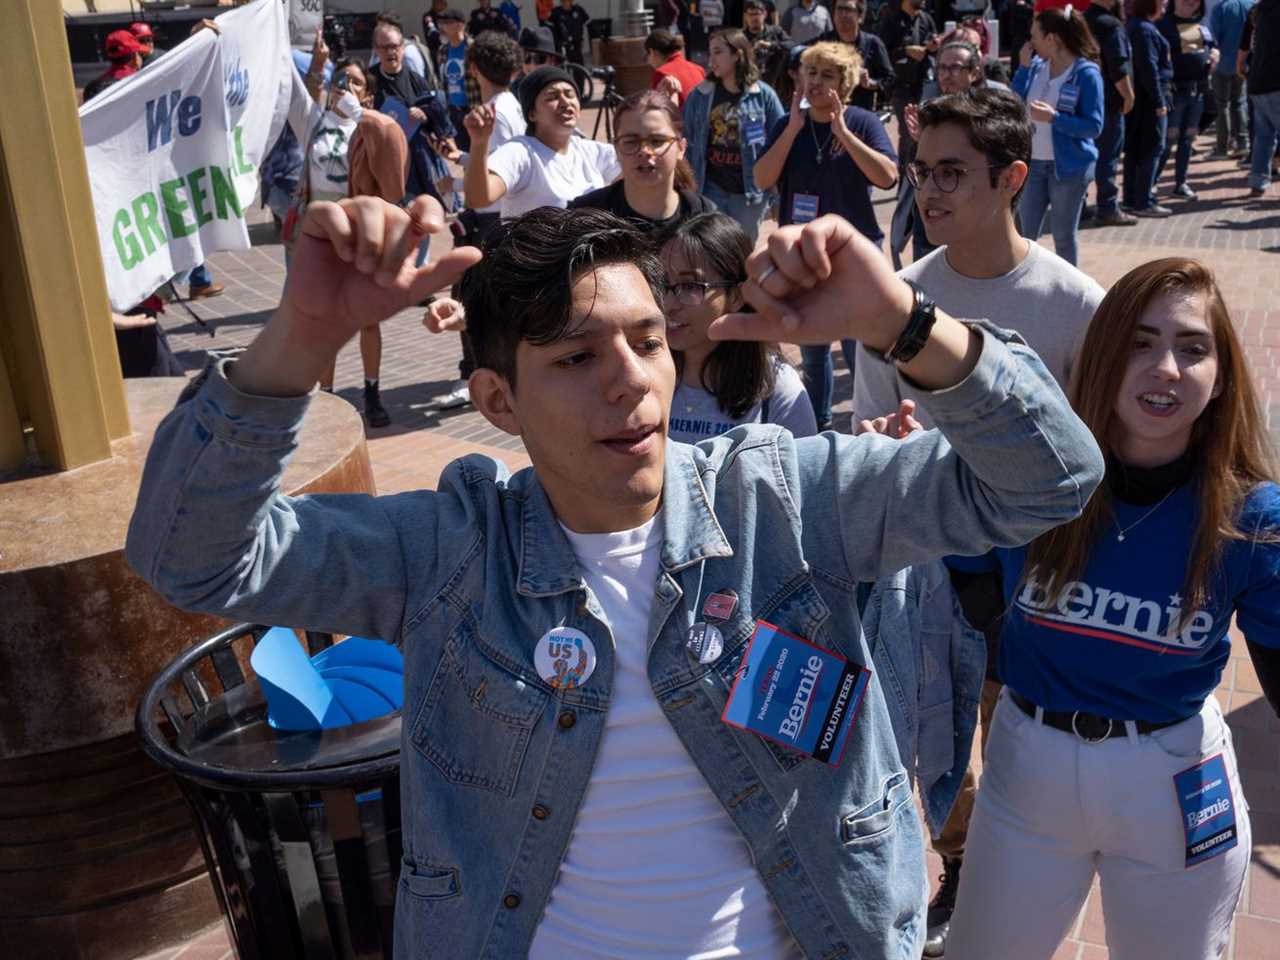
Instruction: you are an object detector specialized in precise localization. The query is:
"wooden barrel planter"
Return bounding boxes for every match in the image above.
[0,378,376,959]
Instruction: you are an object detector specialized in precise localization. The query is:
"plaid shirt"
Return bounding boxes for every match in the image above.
[437,35,483,108]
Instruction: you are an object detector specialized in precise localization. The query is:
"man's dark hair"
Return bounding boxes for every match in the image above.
[460,208,666,388]
[645,30,685,56]
[938,40,980,69]
[1129,0,1162,19]
[467,31,523,86]
[917,87,1033,209]
[376,11,404,28]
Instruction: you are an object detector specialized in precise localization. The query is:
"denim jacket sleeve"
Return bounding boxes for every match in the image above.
[124,362,477,644]
[1052,61,1105,141]
[791,323,1105,581]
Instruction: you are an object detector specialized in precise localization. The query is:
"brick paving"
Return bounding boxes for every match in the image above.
[147,129,1280,959]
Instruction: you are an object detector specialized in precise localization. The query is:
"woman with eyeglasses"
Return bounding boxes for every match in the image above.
[1012,6,1105,266]
[569,91,716,231]
[752,42,896,431]
[660,213,817,443]
[943,257,1280,960]
[464,65,620,217]
[682,29,786,243]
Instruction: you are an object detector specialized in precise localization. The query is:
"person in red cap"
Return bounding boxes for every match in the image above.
[82,30,144,103]
[129,22,166,67]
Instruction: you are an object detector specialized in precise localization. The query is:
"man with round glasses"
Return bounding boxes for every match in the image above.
[852,86,1104,959]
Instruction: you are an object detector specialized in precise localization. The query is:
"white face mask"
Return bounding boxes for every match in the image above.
[333,90,364,122]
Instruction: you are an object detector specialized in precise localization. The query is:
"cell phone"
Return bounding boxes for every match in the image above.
[333,72,350,92]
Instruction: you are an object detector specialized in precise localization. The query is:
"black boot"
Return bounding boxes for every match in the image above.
[364,380,391,428]
[922,855,962,957]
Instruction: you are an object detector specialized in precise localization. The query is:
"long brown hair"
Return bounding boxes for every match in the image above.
[613,90,696,192]
[1035,7,1100,62]
[1024,258,1277,617]
[709,28,761,90]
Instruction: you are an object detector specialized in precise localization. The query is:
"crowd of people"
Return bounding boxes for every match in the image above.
[88,2,1280,959]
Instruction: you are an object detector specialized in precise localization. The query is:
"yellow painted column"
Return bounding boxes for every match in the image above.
[0,0,130,473]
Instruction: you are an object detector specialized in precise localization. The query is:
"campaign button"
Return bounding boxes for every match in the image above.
[686,622,725,664]
[703,591,738,621]
[535,626,597,690]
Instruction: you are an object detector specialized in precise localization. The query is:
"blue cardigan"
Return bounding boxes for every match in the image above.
[1013,57,1106,179]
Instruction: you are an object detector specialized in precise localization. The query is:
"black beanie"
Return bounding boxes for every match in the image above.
[518,66,576,127]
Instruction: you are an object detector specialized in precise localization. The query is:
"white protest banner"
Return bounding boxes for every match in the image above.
[81,30,247,311]
[214,0,297,211]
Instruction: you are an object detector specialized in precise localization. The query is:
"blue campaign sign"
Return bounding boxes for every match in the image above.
[722,621,870,766]
[1173,754,1238,867]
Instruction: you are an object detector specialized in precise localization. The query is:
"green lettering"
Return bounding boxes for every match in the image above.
[209,164,243,220]
[161,177,195,239]
[231,125,255,175]
[131,191,166,256]
[111,208,143,270]
[185,167,212,227]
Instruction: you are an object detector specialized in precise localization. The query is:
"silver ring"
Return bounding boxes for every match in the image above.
[757,263,778,286]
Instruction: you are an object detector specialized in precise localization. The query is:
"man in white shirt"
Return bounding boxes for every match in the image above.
[435,31,528,410]
[852,86,1105,960]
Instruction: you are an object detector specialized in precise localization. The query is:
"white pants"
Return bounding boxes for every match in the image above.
[947,691,1250,960]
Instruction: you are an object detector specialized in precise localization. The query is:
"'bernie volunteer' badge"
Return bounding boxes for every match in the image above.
[535,626,597,690]
[721,621,870,766]
[1174,754,1239,867]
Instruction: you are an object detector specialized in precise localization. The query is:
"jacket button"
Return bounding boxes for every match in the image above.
[557,710,576,729]
[503,893,521,909]
[531,803,550,820]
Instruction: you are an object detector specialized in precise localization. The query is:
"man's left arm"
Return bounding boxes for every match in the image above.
[712,216,1104,579]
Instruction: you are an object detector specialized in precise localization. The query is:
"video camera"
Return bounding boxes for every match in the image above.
[322,15,348,61]
[590,65,616,82]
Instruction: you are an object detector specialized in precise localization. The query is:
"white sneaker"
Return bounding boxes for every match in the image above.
[436,380,471,409]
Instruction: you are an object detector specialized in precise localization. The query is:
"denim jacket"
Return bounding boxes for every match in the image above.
[683,78,786,204]
[127,325,1103,960]
[864,564,986,836]
[1013,57,1106,179]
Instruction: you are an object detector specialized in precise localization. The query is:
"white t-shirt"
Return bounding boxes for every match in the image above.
[487,135,621,218]
[476,89,528,214]
[1028,65,1072,161]
[668,359,817,444]
[852,241,1105,426]
[307,111,359,203]
[529,513,800,960]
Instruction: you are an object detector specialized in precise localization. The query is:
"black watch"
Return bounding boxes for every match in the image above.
[869,281,937,365]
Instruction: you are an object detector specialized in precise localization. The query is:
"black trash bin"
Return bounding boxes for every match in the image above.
[136,623,403,960]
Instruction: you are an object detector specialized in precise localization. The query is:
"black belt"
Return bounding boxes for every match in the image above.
[1009,690,1185,743]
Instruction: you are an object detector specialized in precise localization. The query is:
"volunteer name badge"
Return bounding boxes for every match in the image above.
[743,117,767,148]
[792,193,820,224]
[1056,83,1080,114]
[535,626,597,690]
[721,621,870,766]
[1174,754,1238,867]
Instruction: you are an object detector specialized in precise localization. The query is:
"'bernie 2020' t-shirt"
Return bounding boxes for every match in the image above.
[668,359,817,444]
[948,482,1280,724]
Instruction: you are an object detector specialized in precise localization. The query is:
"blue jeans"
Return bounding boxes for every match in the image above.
[800,340,858,427]
[1095,108,1125,214]
[1249,90,1280,191]
[1018,159,1093,267]
[1156,85,1206,187]
[1124,104,1167,209]
[701,181,770,245]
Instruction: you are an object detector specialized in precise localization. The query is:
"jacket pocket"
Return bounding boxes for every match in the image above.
[841,771,911,844]
[410,621,547,797]
[400,860,461,901]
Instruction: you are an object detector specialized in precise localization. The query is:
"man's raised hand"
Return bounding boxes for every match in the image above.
[708,215,913,354]
[229,196,480,397]
[709,215,982,393]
